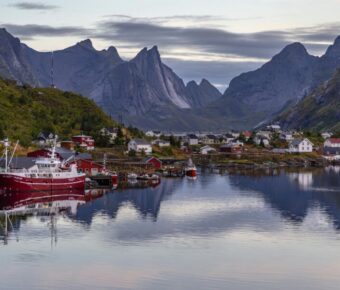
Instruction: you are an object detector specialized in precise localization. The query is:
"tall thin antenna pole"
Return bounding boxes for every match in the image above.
[4,138,9,173]
[50,51,55,88]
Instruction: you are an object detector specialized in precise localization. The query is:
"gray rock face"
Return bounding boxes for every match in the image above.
[222,43,319,116]
[0,29,37,84]
[186,79,222,108]
[276,69,340,131]
[219,38,340,125]
[0,29,222,129]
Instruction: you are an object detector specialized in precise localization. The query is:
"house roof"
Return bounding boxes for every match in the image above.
[0,157,36,169]
[187,134,198,139]
[323,147,340,155]
[200,145,216,150]
[326,138,340,144]
[104,127,118,134]
[131,139,151,145]
[155,139,170,144]
[290,138,313,146]
[243,131,252,137]
[46,147,91,160]
[206,134,218,139]
[142,156,161,163]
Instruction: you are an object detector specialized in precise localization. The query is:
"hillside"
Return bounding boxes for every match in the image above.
[0,78,116,145]
[277,69,340,132]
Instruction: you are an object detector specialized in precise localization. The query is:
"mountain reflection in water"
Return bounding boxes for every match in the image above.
[1,168,340,290]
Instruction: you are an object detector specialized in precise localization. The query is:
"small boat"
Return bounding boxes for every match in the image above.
[137,173,160,181]
[150,174,160,180]
[184,158,197,177]
[127,173,138,179]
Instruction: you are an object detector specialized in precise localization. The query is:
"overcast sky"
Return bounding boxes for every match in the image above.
[2,0,340,89]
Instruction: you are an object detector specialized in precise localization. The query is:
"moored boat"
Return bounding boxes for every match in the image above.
[184,158,197,177]
[0,138,86,194]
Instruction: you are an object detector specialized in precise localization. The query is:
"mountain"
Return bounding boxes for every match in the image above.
[186,79,222,108]
[0,28,37,85]
[219,43,319,123]
[2,27,340,131]
[0,78,115,145]
[276,69,340,132]
[0,29,222,130]
[217,38,340,127]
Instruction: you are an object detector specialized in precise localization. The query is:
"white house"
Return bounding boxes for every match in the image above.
[100,127,118,143]
[152,139,170,147]
[224,133,235,144]
[184,134,199,146]
[321,132,333,140]
[201,134,219,145]
[128,139,152,154]
[324,138,340,148]
[200,145,217,155]
[288,138,314,153]
[229,131,240,139]
[256,131,272,140]
[280,132,294,142]
[267,124,281,132]
[145,130,162,138]
[35,131,56,146]
[254,136,270,147]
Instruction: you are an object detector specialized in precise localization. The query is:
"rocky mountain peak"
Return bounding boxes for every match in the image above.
[105,46,122,62]
[149,45,160,57]
[200,78,214,88]
[0,28,20,45]
[187,80,198,87]
[324,35,340,58]
[275,42,309,60]
[76,39,94,50]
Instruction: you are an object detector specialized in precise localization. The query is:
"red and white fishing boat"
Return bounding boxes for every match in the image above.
[0,138,86,194]
[185,158,197,177]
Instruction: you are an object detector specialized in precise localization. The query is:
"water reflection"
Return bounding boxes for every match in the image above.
[1,169,340,290]
[75,180,176,224]
[228,166,340,228]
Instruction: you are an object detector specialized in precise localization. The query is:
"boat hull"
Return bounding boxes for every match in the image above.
[0,189,85,212]
[185,169,197,177]
[0,174,85,194]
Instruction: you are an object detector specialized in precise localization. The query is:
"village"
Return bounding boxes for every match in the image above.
[2,124,339,190]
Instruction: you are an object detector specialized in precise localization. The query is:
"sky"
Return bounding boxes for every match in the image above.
[2,0,340,89]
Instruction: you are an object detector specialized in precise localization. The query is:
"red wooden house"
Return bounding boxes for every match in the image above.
[72,135,95,150]
[142,157,162,169]
[72,159,105,176]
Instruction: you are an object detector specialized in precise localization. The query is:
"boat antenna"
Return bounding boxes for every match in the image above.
[103,153,107,172]
[50,51,56,88]
[51,135,58,159]
[4,138,9,173]
[8,140,19,168]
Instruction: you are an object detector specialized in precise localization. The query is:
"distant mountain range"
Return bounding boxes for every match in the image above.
[1,27,340,131]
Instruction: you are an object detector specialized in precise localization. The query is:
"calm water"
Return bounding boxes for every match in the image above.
[1,167,340,290]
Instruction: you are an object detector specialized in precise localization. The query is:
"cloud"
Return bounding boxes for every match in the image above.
[163,58,263,91]
[95,16,339,61]
[96,19,290,60]
[3,24,92,38]
[9,2,59,10]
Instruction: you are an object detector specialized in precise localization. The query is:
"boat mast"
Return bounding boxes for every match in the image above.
[50,51,56,88]
[8,140,19,169]
[4,138,9,173]
[50,136,58,160]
